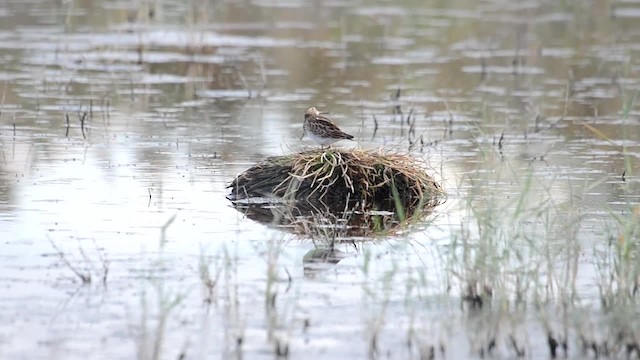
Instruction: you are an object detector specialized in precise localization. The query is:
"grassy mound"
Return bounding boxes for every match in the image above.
[228,148,443,215]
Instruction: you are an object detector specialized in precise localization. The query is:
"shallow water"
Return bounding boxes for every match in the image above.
[1,0,640,359]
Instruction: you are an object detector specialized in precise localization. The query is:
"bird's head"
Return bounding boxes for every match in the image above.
[304,106,321,120]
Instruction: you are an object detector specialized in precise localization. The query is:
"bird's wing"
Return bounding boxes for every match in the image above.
[315,115,335,125]
[311,116,352,139]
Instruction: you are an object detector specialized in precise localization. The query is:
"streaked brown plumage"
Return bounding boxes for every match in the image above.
[302,106,354,147]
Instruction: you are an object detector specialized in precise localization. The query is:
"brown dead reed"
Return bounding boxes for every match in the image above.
[228,148,443,215]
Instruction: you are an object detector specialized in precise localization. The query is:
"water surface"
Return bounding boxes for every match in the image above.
[1,0,640,359]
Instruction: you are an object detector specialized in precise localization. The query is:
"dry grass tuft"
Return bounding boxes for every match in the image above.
[228,148,443,215]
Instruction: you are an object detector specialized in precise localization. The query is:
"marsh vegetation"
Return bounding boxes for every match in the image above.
[0,0,639,359]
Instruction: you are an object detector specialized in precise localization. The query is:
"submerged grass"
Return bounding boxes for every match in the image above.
[137,214,187,360]
[435,120,640,357]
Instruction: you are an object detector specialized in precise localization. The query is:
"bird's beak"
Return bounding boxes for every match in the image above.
[319,111,329,115]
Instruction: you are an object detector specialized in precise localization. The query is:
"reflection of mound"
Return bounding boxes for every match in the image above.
[228,148,444,237]
[231,200,430,237]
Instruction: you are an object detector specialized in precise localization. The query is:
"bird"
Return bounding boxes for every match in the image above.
[301,106,354,148]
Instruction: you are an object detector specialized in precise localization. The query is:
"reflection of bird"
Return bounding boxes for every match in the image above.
[302,107,354,147]
[303,248,347,278]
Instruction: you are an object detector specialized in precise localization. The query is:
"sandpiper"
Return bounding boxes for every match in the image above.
[301,106,354,147]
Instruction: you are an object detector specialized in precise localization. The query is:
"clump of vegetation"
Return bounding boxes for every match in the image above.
[228,148,443,216]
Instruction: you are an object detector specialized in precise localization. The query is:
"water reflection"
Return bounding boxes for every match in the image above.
[230,199,435,238]
[302,247,348,278]
[1,0,640,358]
